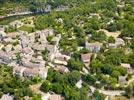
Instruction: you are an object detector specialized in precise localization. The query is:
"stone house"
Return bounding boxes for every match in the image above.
[0,30,6,41]
[81,53,92,67]
[5,44,13,52]
[76,79,83,89]
[54,53,70,65]
[107,43,117,48]
[28,33,35,43]
[121,63,133,74]
[115,38,125,46]
[41,29,54,37]
[13,66,26,77]
[54,57,68,66]
[31,43,46,51]
[23,67,47,79]
[0,51,13,64]
[20,31,29,48]
[13,45,22,53]
[46,45,58,61]
[54,65,69,73]
[49,94,62,100]
[118,76,127,85]
[6,32,19,39]
[35,30,48,44]
[23,68,39,78]
[85,42,102,53]
[13,66,47,79]
[121,63,131,70]
[3,37,14,43]
[38,67,48,79]
[21,60,44,68]
[22,47,34,55]
[1,94,14,100]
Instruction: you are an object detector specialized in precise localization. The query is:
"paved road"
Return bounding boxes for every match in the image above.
[0,11,48,19]
[99,90,125,96]
[89,75,134,96]
[0,7,69,20]
[89,86,125,96]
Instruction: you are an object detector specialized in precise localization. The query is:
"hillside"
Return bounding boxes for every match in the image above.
[0,0,89,16]
[0,0,134,100]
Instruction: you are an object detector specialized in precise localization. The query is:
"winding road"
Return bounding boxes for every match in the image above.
[89,75,134,96]
[89,86,125,96]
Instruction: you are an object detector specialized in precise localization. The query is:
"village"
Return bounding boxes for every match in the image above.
[0,17,134,100]
[0,0,134,100]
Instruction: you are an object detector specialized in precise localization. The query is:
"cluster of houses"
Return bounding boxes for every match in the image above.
[0,27,71,80]
[0,19,134,100]
[0,93,63,100]
[84,33,134,85]
[107,38,125,48]
[0,26,133,82]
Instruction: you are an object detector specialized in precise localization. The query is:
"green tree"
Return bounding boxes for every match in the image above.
[51,82,63,94]
[67,59,84,71]
[93,90,105,100]
[130,38,134,49]
[128,53,134,68]
[42,48,49,61]
[83,74,96,85]
[92,31,107,42]
[108,36,115,43]
[104,49,125,65]
[111,70,121,78]
[106,22,117,32]
[115,67,127,76]
[125,82,134,98]
[84,18,100,30]
[67,71,81,86]
[41,80,51,92]
[90,59,102,73]
[101,64,114,75]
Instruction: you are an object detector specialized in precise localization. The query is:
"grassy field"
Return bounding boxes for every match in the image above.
[0,14,36,25]
[18,26,35,33]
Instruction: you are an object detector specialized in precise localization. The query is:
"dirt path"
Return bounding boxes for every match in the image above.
[89,76,134,96]
[98,29,121,39]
